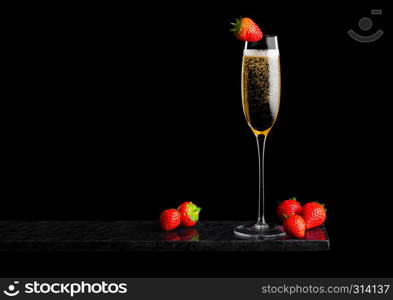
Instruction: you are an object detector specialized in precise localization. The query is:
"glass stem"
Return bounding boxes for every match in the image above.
[256,134,268,228]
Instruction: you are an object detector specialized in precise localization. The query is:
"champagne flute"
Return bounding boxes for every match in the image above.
[234,35,285,238]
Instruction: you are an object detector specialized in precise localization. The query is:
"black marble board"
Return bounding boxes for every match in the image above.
[0,221,329,252]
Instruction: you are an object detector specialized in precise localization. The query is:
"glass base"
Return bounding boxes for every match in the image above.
[234,223,286,239]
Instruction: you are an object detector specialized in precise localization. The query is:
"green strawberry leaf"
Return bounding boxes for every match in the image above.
[187,202,201,222]
[230,18,242,33]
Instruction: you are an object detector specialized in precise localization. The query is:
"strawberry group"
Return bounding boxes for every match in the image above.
[278,198,327,239]
[231,17,263,42]
[159,202,201,231]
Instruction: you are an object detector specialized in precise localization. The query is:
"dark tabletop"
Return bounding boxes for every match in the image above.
[0,221,329,252]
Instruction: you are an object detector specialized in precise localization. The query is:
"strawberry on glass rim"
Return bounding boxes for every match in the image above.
[231,17,263,42]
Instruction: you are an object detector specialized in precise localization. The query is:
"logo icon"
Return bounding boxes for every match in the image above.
[348,9,383,43]
[3,281,20,297]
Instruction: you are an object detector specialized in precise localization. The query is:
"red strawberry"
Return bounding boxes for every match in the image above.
[231,17,263,42]
[159,209,181,231]
[283,214,306,238]
[178,201,201,227]
[277,198,302,221]
[301,202,326,229]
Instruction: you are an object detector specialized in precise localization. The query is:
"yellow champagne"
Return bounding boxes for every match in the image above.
[242,49,281,136]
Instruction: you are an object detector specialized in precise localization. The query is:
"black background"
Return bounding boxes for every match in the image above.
[1,3,392,277]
